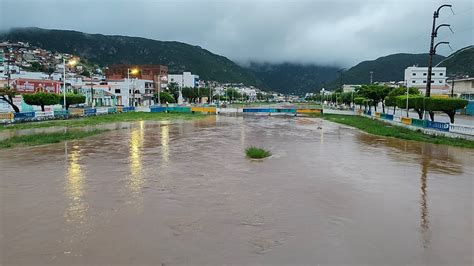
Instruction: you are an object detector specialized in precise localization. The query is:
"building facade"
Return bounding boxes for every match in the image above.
[105,64,168,94]
[404,66,448,95]
[168,72,199,88]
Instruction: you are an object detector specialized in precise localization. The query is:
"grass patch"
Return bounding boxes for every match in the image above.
[0,129,107,149]
[0,112,204,131]
[323,114,474,149]
[246,146,272,159]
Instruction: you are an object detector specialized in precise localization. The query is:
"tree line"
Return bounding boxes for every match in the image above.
[306,84,468,123]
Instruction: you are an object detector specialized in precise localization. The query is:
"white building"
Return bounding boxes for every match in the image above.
[342,84,360,93]
[107,79,155,107]
[168,72,199,88]
[448,77,474,100]
[404,66,448,95]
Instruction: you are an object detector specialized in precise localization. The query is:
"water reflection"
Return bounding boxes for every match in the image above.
[355,134,466,249]
[65,145,87,224]
[161,124,170,164]
[420,155,430,248]
[129,121,145,195]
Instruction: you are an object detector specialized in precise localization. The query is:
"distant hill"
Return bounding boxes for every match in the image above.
[324,53,446,89]
[247,62,340,94]
[0,27,263,86]
[437,45,474,77]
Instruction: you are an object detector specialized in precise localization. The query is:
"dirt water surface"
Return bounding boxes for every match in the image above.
[1,116,472,265]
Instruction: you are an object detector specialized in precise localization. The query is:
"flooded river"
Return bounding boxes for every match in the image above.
[1,116,472,265]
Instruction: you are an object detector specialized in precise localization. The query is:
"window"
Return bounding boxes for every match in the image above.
[412,80,416,83]
[439,80,443,83]
[431,80,434,83]
[423,80,427,83]
[412,73,416,76]
[115,89,120,93]
[423,73,427,76]
[440,73,443,76]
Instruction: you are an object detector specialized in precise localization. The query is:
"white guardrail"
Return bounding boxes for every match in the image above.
[449,124,474,136]
[96,107,109,115]
[135,106,150,112]
[34,111,54,119]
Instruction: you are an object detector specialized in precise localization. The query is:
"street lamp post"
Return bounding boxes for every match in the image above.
[426,4,453,98]
[62,57,77,109]
[127,68,139,107]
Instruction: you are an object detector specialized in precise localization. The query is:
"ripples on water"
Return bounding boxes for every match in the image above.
[0,116,472,265]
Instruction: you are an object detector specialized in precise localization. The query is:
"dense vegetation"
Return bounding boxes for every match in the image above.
[0,27,262,86]
[438,45,474,77]
[323,114,474,149]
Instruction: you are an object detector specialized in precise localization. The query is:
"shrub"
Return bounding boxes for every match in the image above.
[245,146,271,159]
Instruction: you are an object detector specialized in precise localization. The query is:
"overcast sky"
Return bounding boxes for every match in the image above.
[1,0,472,67]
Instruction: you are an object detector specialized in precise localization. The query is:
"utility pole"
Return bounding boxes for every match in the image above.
[426,4,453,97]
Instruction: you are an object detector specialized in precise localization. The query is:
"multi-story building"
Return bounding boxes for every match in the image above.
[105,64,168,94]
[448,77,474,100]
[404,66,448,95]
[168,72,199,88]
[106,79,156,107]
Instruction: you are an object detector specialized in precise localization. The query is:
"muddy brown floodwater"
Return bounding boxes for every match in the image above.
[0,116,473,265]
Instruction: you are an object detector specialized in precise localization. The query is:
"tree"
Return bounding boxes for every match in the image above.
[396,95,425,119]
[385,87,420,114]
[23,92,60,111]
[356,84,391,112]
[25,62,43,72]
[353,97,366,109]
[155,92,175,104]
[81,69,91,77]
[63,93,86,110]
[426,98,468,123]
[0,86,20,113]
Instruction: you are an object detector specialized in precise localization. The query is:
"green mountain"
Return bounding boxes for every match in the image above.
[0,27,262,86]
[437,45,474,77]
[246,62,340,94]
[325,53,446,89]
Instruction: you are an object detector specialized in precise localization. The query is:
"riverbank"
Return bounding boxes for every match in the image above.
[323,114,474,149]
[0,112,205,131]
[0,129,107,149]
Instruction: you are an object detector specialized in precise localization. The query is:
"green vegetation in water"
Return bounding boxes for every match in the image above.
[323,114,474,149]
[0,112,205,131]
[246,146,272,159]
[0,129,107,149]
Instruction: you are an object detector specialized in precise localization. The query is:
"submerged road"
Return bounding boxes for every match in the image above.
[0,116,472,265]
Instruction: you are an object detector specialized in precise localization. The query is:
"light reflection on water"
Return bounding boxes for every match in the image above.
[65,145,87,224]
[161,124,170,165]
[129,121,145,196]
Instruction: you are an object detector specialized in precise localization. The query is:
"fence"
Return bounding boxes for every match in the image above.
[427,121,450,132]
[84,108,97,116]
[449,124,474,135]
[359,110,473,136]
[0,112,14,121]
[35,111,54,120]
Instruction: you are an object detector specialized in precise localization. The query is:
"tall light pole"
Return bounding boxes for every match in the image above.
[370,71,373,84]
[426,4,453,97]
[62,57,77,109]
[127,68,139,107]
